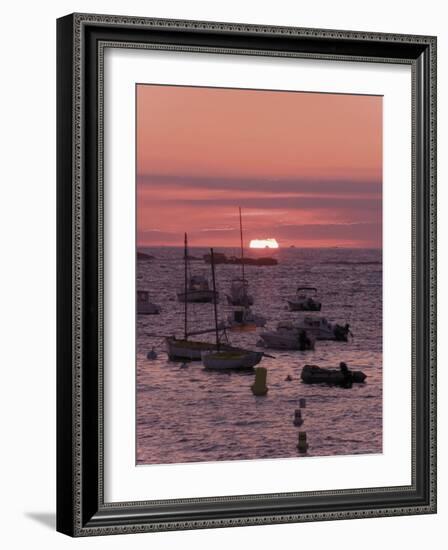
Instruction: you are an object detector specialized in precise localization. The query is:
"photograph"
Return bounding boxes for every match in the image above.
[135,83,383,465]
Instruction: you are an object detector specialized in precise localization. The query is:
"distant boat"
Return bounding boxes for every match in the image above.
[226,208,267,330]
[287,287,322,311]
[226,278,254,306]
[137,251,154,261]
[177,234,218,303]
[177,274,219,303]
[201,248,264,370]
[259,321,315,350]
[227,306,267,330]
[137,290,161,315]
[203,253,278,266]
[227,208,254,307]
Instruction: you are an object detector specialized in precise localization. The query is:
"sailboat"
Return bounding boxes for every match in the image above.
[201,248,264,370]
[166,234,231,361]
[226,208,267,330]
[226,208,254,306]
[177,234,218,303]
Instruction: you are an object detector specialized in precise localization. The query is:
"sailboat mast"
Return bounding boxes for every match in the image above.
[239,206,245,283]
[210,248,220,350]
[184,233,188,340]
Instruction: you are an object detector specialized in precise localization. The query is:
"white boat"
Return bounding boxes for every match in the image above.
[177,274,219,303]
[295,316,352,341]
[202,349,263,370]
[137,290,161,315]
[226,278,254,306]
[227,306,267,330]
[287,287,322,311]
[259,322,315,350]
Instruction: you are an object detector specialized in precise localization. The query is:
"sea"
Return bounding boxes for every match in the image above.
[136,247,382,465]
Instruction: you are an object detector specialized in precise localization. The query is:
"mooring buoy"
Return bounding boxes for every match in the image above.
[251,367,268,396]
[146,347,157,360]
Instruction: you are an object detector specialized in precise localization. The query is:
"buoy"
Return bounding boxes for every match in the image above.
[251,367,268,396]
[146,347,157,360]
[285,374,293,381]
[293,409,303,426]
[297,431,309,453]
[180,362,189,369]
[299,398,306,408]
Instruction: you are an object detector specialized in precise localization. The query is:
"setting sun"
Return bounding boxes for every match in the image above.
[249,238,279,249]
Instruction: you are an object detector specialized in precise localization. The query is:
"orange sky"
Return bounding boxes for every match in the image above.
[137,84,382,248]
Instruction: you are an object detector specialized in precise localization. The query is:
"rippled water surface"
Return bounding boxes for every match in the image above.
[136,247,382,465]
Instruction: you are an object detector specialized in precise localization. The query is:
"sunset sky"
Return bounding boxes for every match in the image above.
[137,84,382,248]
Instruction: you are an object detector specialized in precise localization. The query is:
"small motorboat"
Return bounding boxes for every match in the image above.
[227,306,267,330]
[259,322,315,350]
[201,349,263,370]
[177,274,219,303]
[301,364,366,386]
[287,287,321,311]
[137,290,161,315]
[295,316,352,341]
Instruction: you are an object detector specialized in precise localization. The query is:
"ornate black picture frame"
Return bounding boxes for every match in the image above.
[57,13,437,537]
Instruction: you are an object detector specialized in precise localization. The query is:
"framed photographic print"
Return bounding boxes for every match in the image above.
[56,13,437,536]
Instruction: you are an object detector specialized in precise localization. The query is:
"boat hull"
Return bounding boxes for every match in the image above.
[259,332,315,350]
[177,290,219,303]
[301,365,366,385]
[165,338,234,361]
[137,303,161,315]
[287,300,321,312]
[202,351,263,370]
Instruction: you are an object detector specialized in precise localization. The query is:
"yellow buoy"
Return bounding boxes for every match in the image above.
[251,367,268,396]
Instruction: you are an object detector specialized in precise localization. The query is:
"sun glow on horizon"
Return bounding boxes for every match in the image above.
[249,238,279,249]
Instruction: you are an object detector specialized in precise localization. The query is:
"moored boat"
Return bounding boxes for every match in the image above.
[295,316,352,341]
[227,306,267,330]
[165,337,235,361]
[202,349,263,370]
[301,364,367,385]
[226,278,254,306]
[137,290,161,315]
[168,234,224,361]
[287,287,322,311]
[201,247,265,370]
[259,322,315,350]
[177,274,219,303]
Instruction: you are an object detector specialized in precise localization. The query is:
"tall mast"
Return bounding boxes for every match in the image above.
[210,248,220,350]
[184,233,188,340]
[239,206,245,283]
